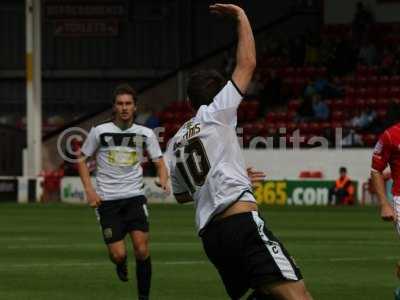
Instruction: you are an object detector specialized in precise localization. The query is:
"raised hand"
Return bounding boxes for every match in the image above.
[209,3,244,18]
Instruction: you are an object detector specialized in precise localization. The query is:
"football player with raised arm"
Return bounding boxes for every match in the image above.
[166,4,313,300]
[78,84,169,300]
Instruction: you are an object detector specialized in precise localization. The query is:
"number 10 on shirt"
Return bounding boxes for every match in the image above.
[175,137,211,193]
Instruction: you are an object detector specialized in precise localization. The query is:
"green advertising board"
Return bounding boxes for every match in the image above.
[254,180,358,206]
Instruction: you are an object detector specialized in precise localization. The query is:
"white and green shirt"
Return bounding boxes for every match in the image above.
[81,122,162,201]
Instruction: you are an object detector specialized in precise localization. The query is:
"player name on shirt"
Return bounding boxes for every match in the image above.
[172,122,201,151]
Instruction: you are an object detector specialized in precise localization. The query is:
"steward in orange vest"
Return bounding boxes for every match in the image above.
[329,167,355,205]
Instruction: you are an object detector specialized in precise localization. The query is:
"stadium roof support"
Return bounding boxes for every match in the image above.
[25,0,42,176]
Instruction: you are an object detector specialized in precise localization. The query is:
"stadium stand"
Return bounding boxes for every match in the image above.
[152,21,400,149]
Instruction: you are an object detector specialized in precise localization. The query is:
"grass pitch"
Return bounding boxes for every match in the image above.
[0,203,399,300]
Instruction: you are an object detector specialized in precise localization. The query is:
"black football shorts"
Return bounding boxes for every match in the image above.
[201,211,302,299]
[96,195,149,244]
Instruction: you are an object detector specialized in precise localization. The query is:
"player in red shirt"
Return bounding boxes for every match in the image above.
[371,123,400,224]
[371,123,400,280]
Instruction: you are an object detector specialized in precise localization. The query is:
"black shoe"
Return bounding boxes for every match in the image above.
[116,260,128,282]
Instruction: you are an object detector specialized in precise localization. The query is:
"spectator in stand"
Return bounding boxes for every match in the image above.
[342,129,364,147]
[136,105,161,130]
[135,104,151,125]
[312,94,329,121]
[304,76,343,99]
[350,108,377,131]
[329,167,355,205]
[144,108,160,130]
[352,1,374,46]
[316,76,344,99]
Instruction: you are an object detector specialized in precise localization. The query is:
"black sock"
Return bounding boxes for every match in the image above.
[136,256,152,300]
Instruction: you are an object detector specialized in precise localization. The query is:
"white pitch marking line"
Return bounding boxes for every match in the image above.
[6,240,399,250]
[6,242,200,249]
[0,261,208,269]
[0,256,398,270]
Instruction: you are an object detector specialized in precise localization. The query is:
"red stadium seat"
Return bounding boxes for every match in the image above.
[354,98,366,109]
[391,75,400,87]
[265,124,277,135]
[366,98,377,109]
[379,76,390,86]
[159,111,175,123]
[367,66,378,76]
[324,99,333,108]
[275,122,288,134]
[377,87,390,98]
[376,109,387,122]
[276,111,288,123]
[356,65,368,77]
[286,122,297,133]
[330,99,345,111]
[309,122,324,135]
[242,123,260,136]
[247,101,259,113]
[321,122,331,130]
[356,77,367,89]
[376,98,391,110]
[246,110,258,121]
[316,67,327,78]
[298,122,310,134]
[368,76,379,88]
[389,87,400,98]
[288,99,301,111]
[287,111,297,122]
[354,88,366,99]
[343,76,356,87]
[237,110,246,123]
[365,87,377,98]
[331,121,345,129]
[265,112,278,123]
[346,87,356,99]
[254,122,268,136]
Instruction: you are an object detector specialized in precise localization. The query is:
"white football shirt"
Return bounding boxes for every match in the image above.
[166,80,256,233]
[81,122,162,201]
